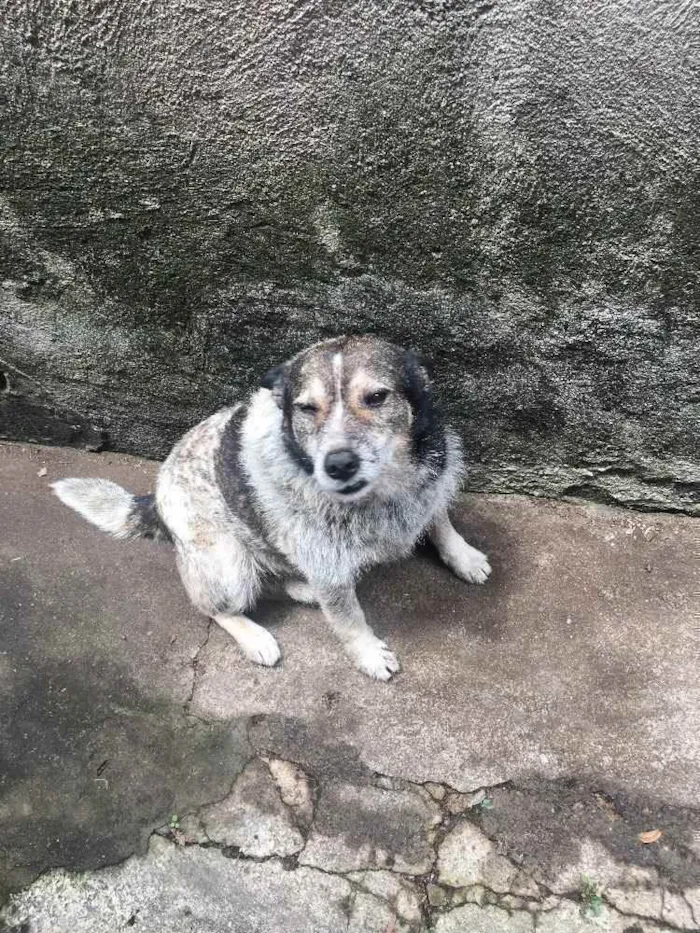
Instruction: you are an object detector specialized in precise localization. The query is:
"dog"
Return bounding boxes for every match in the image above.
[53,335,491,680]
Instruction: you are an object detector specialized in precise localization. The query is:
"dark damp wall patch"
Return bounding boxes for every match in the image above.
[0,0,698,512]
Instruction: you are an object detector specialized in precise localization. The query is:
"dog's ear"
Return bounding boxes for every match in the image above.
[402,350,441,460]
[260,363,290,409]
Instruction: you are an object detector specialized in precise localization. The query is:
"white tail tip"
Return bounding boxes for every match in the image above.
[52,478,135,538]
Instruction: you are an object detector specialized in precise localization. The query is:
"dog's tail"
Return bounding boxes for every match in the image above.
[52,478,170,542]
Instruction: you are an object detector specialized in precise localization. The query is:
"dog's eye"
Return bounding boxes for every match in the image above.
[295,402,318,415]
[364,389,390,408]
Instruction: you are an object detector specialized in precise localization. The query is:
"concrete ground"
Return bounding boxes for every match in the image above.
[0,440,699,933]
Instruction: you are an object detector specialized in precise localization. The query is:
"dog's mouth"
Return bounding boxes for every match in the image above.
[337,479,368,496]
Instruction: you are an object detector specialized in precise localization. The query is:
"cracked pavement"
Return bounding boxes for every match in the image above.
[1,441,699,932]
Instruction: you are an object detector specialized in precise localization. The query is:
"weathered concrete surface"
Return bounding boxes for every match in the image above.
[197,483,700,804]
[199,758,305,857]
[1,836,399,933]
[1,441,699,931]
[0,442,252,901]
[299,781,441,875]
[1,0,700,513]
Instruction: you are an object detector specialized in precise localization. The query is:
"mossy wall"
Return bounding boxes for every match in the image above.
[1,0,698,512]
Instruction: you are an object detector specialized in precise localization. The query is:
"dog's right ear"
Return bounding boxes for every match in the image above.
[260,363,290,408]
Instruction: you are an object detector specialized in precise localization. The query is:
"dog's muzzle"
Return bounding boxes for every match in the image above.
[337,479,368,496]
[324,449,360,483]
[321,449,371,497]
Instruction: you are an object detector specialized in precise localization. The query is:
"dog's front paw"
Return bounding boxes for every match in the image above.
[444,541,492,585]
[346,633,400,682]
[239,625,282,667]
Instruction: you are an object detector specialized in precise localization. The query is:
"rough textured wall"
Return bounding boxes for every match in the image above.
[1,0,698,513]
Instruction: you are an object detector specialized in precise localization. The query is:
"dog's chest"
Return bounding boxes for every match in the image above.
[275,496,430,582]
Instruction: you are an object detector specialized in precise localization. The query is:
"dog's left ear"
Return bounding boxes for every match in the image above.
[402,350,441,460]
[261,363,290,408]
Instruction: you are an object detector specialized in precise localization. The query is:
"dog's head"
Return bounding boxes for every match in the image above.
[261,336,445,502]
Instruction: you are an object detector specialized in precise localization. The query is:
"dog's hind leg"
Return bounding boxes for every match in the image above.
[176,536,281,667]
[315,584,400,681]
[428,509,492,584]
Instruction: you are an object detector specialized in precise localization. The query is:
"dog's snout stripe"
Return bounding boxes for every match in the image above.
[331,352,344,428]
[332,353,343,402]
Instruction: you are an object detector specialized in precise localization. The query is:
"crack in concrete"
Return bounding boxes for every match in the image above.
[4,738,697,932]
[211,803,692,932]
[343,888,356,933]
[151,836,426,931]
[418,875,695,931]
[684,892,700,929]
[462,796,700,930]
[425,816,689,931]
[171,764,521,928]
[182,617,213,717]
[3,819,686,933]
[594,893,692,932]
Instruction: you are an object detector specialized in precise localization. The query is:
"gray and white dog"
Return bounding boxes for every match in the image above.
[53,336,491,681]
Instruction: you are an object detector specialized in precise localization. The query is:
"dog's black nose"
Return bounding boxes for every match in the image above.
[324,449,360,482]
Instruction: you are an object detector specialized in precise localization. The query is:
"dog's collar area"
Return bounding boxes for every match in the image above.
[337,479,368,496]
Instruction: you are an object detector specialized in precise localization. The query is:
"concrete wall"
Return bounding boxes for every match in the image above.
[1,0,698,513]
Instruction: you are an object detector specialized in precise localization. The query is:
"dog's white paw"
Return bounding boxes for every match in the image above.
[444,541,492,585]
[238,625,281,667]
[347,633,400,681]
